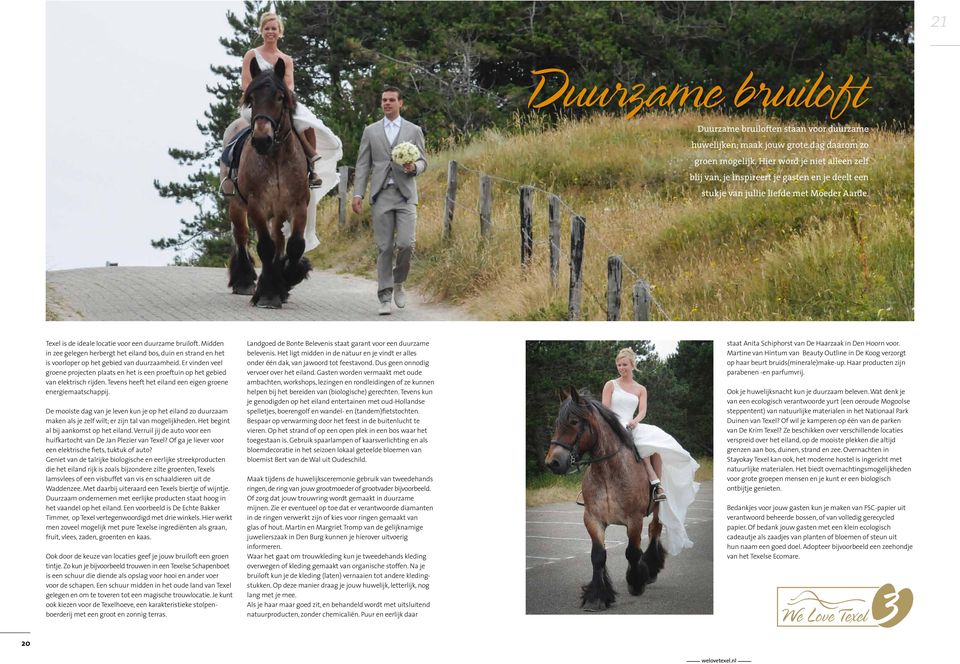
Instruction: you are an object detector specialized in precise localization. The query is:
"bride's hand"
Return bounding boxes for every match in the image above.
[626,420,637,430]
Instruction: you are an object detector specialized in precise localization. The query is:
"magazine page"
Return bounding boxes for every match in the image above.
[5,0,954,661]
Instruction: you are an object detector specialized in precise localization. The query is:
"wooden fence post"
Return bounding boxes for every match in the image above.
[549,195,560,288]
[479,174,492,237]
[338,165,350,227]
[607,256,623,321]
[632,279,651,321]
[520,186,534,266]
[569,215,585,320]
[443,160,458,240]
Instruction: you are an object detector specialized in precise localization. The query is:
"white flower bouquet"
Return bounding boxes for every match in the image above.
[391,142,420,166]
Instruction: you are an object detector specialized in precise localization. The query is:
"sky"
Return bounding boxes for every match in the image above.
[46,1,244,270]
[652,340,679,360]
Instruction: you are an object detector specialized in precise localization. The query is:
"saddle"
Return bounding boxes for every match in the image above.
[219,127,252,198]
[219,126,319,197]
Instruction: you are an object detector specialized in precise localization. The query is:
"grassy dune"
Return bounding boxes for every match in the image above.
[310,113,913,321]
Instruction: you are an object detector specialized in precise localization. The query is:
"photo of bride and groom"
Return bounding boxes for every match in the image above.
[217,11,427,314]
[46,1,913,323]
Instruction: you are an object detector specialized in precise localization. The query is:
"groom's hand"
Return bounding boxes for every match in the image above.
[402,162,416,174]
[351,196,363,214]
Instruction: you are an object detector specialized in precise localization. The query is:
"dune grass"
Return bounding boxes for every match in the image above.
[309,112,913,320]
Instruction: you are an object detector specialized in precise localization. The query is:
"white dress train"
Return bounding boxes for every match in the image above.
[241,49,344,251]
[609,381,700,556]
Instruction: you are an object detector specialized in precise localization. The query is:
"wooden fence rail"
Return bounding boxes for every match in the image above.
[548,194,561,288]
[568,215,585,320]
[479,175,493,238]
[337,165,350,227]
[443,160,458,240]
[607,256,623,321]
[520,186,534,267]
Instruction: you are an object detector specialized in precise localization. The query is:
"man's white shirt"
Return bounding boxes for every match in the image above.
[384,116,403,185]
[384,116,402,145]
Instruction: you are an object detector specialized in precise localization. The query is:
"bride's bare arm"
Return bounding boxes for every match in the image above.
[601,380,614,409]
[241,50,256,92]
[282,54,295,91]
[634,385,648,422]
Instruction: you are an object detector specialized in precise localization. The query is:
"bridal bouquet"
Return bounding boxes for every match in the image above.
[391,142,420,166]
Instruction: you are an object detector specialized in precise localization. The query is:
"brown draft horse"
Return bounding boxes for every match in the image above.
[226,57,311,308]
[545,388,665,611]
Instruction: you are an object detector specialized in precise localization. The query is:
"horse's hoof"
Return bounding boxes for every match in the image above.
[582,599,608,612]
[232,284,256,295]
[253,296,283,309]
[628,581,648,596]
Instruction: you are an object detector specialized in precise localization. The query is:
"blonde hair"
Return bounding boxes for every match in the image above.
[260,12,284,38]
[616,347,637,369]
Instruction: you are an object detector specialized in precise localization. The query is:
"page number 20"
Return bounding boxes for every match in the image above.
[932,16,947,27]
[21,641,31,647]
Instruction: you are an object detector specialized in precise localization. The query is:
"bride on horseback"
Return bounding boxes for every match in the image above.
[602,347,700,555]
[220,11,342,250]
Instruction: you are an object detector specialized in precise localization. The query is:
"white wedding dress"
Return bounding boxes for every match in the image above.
[240,49,344,251]
[609,381,700,555]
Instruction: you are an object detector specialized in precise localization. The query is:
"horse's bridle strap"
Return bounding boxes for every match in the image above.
[549,409,624,471]
[251,107,293,146]
[550,420,587,460]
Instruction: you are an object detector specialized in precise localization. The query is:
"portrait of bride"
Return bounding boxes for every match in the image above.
[600,346,700,555]
[526,340,712,614]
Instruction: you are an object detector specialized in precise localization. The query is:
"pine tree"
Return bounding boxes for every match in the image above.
[151,2,266,266]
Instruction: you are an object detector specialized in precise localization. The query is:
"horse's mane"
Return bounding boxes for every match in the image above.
[560,392,634,452]
[241,69,297,110]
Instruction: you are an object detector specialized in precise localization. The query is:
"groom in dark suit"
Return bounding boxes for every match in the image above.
[352,86,428,315]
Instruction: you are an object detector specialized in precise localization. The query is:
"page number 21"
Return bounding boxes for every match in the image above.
[932,16,947,27]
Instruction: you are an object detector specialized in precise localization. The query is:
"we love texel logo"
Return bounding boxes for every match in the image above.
[777,584,912,627]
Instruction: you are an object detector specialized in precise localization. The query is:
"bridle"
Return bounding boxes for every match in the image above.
[249,81,294,149]
[549,404,622,473]
[549,418,588,469]
[250,105,294,149]
[229,77,305,205]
